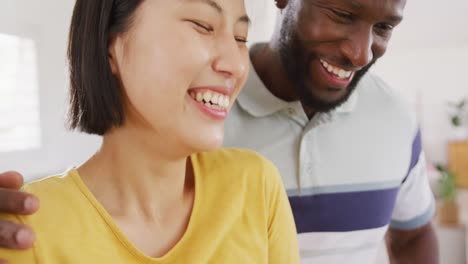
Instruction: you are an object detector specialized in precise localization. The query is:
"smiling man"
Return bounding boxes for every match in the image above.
[223,0,438,263]
[0,0,438,263]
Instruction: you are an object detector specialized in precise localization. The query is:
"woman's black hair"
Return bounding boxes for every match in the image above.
[68,0,143,135]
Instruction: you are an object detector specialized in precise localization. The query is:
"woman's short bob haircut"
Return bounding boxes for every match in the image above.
[68,0,143,136]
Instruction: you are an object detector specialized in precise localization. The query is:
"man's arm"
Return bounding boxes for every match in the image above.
[387,126,438,263]
[386,223,438,264]
[0,171,38,254]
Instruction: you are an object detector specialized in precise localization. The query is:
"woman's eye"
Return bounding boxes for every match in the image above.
[190,21,213,33]
[235,37,248,44]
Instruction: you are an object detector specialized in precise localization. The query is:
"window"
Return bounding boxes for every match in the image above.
[0,33,41,152]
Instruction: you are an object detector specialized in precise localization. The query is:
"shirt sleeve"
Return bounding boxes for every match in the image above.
[390,130,436,230]
[263,159,300,264]
[0,214,38,263]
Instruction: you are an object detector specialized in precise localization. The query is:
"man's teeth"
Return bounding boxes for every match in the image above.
[320,59,352,79]
[190,90,230,110]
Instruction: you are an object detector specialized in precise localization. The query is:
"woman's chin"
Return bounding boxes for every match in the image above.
[198,138,224,152]
[190,133,224,153]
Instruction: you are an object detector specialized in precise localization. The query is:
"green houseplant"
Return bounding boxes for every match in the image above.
[449,99,466,126]
[436,165,459,226]
[448,98,467,141]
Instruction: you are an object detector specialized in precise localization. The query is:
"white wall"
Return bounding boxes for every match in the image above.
[373,45,468,164]
[0,0,100,180]
[372,0,468,164]
[245,1,277,45]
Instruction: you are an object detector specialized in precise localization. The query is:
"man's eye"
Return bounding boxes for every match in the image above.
[190,21,213,33]
[374,23,394,35]
[331,9,355,22]
[375,23,394,31]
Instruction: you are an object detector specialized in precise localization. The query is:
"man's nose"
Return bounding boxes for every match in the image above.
[341,27,374,68]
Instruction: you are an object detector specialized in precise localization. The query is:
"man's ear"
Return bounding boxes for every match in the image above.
[275,0,288,9]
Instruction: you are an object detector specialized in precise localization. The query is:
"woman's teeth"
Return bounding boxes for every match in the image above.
[190,90,230,110]
[320,59,353,79]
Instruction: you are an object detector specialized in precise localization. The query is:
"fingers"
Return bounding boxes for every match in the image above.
[0,171,35,256]
[0,220,35,249]
[0,171,24,190]
[0,189,39,215]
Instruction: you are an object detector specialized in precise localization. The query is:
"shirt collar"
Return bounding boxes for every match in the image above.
[334,91,358,114]
[236,61,291,117]
[237,59,359,117]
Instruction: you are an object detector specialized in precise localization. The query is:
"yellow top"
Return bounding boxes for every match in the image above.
[0,148,299,264]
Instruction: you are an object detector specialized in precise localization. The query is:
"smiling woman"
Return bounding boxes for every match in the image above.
[0,0,299,263]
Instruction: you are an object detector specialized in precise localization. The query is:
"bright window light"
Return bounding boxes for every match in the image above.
[0,33,41,152]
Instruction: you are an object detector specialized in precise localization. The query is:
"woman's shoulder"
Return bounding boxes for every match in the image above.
[20,170,87,222]
[194,148,281,186]
[0,170,84,234]
[22,170,78,197]
[196,147,276,171]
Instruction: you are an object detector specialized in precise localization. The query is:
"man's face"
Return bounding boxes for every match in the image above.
[278,0,406,112]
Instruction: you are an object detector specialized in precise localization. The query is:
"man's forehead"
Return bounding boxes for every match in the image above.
[302,0,406,18]
[302,0,406,9]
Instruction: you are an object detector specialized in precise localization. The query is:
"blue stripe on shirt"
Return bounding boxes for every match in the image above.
[289,187,400,233]
[403,129,422,183]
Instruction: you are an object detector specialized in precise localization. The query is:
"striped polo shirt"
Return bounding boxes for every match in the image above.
[223,63,435,263]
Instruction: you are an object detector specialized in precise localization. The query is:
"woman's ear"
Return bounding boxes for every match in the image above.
[275,0,288,9]
[108,37,119,75]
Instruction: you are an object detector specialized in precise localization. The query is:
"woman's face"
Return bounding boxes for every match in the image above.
[109,0,250,154]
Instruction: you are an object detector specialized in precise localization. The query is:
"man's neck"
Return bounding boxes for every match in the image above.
[250,43,317,119]
[250,43,297,102]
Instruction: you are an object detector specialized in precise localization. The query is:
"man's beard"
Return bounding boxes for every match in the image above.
[278,17,375,113]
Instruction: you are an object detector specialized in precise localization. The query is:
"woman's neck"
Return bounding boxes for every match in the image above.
[78,126,195,222]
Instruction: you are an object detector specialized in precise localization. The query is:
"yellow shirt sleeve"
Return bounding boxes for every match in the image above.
[262,159,300,264]
[0,214,38,264]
